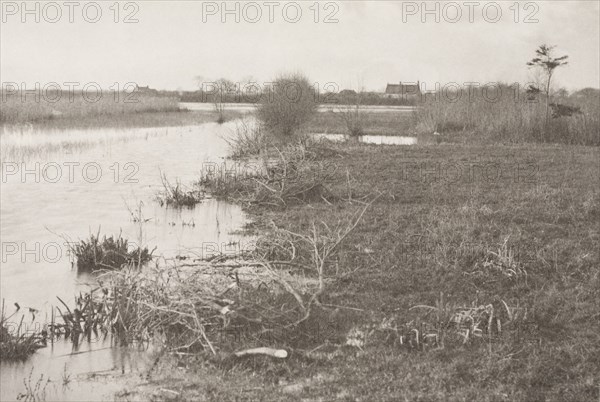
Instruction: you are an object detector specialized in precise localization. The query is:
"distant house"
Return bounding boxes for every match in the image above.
[384,82,421,99]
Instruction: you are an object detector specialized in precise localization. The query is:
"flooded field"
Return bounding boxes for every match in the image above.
[0,121,249,400]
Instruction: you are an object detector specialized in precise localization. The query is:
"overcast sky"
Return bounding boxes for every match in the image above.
[1,1,599,91]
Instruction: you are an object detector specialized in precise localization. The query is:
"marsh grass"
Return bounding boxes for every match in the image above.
[0,301,46,361]
[156,173,205,208]
[415,85,600,145]
[51,291,110,344]
[70,230,154,271]
[0,91,180,125]
[404,293,525,349]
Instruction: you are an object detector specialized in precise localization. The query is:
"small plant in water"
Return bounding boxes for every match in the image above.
[156,172,205,208]
[70,230,154,271]
[1,300,46,361]
[16,368,50,401]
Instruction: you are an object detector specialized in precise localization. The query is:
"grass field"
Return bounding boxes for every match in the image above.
[126,141,599,401]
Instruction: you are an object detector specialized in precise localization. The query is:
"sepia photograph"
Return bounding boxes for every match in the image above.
[0,1,599,400]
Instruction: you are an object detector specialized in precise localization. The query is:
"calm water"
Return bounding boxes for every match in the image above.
[0,122,249,400]
[180,102,417,114]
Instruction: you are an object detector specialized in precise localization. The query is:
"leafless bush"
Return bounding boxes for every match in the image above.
[199,144,337,207]
[334,104,365,137]
[223,118,270,159]
[255,202,373,326]
[256,74,318,139]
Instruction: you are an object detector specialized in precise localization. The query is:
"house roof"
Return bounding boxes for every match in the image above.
[385,83,420,94]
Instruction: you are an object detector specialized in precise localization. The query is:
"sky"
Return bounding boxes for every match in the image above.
[1,0,599,92]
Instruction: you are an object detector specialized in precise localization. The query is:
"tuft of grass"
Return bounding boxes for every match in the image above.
[0,301,46,361]
[70,230,154,271]
[156,173,205,208]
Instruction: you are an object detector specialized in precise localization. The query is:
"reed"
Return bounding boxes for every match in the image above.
[156,173,205,208]
[69,230,154,271]
[0,91,180,125]
[414,84,600,145]
[0,300,46,361]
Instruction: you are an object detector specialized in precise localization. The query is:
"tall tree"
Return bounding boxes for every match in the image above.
[526,44,569,128]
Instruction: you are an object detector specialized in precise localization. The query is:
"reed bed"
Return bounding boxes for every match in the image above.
[0,300,46,361]
[69,230,154,271]
[0,91,180,125]
[414,85,599,145]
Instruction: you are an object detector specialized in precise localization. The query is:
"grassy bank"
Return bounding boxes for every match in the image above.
[126,141,599,401]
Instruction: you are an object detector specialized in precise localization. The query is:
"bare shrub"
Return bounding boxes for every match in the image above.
[223,118,270,159]
[254,202,373,326]
[334,104,365,137]
[199,144,337,207]
[47,202,370,354]
[256,74,318,139]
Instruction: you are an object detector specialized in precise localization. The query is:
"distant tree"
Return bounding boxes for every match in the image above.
[527,44,569,126]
